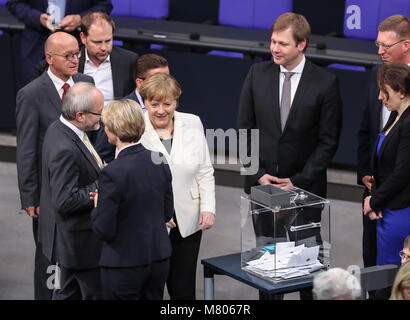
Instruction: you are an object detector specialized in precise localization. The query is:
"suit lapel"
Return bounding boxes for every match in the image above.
[78,46,86,73]
[42,73,63,114]
[169,111,184,160]
[110,48,122,99]
[282,60,311,133]
[270,63,281,132]
[57,121,101,173]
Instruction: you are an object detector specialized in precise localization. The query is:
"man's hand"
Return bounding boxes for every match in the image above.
[40,13,56,32]
[362,175,373,191]
[258,174,277,185]
[199,211,215,231]
[90,189,98,208]
[25,206,40,219]
[166,218,176,229]
[272,177,294,189]
[60,14,81,32]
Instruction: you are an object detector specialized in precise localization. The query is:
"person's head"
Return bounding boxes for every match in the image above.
[45,32,80,81]
[400,236,410,265]
[133,54,169,91]
[390,261,410,300]
[270,12,311,70]
[101,99,145,146]
[80,12,115,66]
[376,15,410,64]
[139,73,181,130]
[377,63,410,111]
[312,268,361,300]
[62,82,104,131]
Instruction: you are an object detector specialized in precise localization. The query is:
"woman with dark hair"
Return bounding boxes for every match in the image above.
[364,63,410,266]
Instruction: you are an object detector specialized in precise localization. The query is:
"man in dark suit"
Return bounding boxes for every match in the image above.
[357,15,410,275]
[237,12,342,300]
[16,31,95,300]
[6,0,112,84]
[97,53,169,162]
[40,82,104,300]
[7,0,112,84]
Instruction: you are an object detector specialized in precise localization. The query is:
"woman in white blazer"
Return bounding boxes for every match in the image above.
[139,73,216,300]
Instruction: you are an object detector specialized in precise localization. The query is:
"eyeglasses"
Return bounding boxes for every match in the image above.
[87,111,102,116]
[48,50,81,62]
[375,39,406,50]
[399,250,410,260]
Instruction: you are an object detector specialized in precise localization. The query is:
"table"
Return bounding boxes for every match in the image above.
[201,253,315,300]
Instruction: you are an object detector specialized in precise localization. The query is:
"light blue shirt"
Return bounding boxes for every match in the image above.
[135,89,146,113]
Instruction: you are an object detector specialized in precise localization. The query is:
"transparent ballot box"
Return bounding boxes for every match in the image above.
[241,185,331,283]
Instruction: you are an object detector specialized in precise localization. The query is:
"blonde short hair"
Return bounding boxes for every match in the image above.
[101,99,145,143]
[390,261,410,300]
[139,72,182,103]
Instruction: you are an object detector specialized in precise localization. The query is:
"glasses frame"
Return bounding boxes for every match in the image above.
[87,111,102,117]
[48,50,81,62]
[375,39,406,50]
[399,250,410,260]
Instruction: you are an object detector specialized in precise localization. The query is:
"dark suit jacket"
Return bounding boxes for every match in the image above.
[91,144,173,267]
[16,71,94,209]
[237,59,343,197]
[78,45,138,99]
[123,90,140,104]
[39,119,102,269]
[6,0,112,83]
[370,107,410,212]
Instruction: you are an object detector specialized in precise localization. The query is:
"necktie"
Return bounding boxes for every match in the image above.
[61,83,70,101]
[280,72,295,131]
[83,133,103,169]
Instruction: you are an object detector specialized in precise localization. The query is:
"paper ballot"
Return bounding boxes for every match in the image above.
[244,242,324,280]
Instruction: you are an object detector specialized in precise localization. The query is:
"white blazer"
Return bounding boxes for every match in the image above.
[140,111,216,238]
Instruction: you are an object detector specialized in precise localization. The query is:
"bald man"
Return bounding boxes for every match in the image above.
[15,31,94,300]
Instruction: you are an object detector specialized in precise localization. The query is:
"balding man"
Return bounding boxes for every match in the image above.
[15,31,94,300]
[40,82,104,300]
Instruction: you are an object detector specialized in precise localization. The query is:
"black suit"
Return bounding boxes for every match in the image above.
[78,45,139,163]
[238,59,342,197]
[237,58,342,300]
[91,144,173,300]
[40,119,102,299]
[15,71,94,300]
[370,107,410,211]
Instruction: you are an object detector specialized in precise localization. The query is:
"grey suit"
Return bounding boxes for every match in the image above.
[40,119,102,299]
[16,71,94,209]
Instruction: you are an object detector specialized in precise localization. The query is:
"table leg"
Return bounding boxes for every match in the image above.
[204,266,215,300]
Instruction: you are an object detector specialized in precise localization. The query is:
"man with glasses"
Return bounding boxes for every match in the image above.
[15,31,94,300]
[357,15,410,298]
[40,82,104,300]
[400,236,410,265]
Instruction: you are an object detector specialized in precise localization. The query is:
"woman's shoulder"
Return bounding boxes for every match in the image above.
[175,111,202,126]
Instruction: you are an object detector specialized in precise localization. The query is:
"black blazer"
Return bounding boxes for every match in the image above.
[370,106,410,212]
[91,144,173,267]
[39,120,102,269]
[16,71,94,209]
[78,45,138,99]
[237,59,343,197]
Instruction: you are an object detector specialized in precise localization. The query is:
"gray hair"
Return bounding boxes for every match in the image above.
[62,82,96,120]
[313,268,361,300]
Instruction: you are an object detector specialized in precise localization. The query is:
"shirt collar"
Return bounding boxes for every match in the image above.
[47,68,74,88]
[280,55,306,74]
[135,89,146,111]
[59,115,85,141]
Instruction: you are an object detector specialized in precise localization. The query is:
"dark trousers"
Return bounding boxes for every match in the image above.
[33,219,53,300]
[362,189,377,268]
[101,259,169,300]
[52,265,101,300]
[167,226,202,300]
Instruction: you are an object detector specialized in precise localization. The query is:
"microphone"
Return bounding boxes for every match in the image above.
[309,42,327,50]
[189,32,200,40]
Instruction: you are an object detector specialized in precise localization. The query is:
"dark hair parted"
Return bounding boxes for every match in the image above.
[271,12,311,52]
[377,63,410,99]
[133,53,169,81]
[81,12,115,36]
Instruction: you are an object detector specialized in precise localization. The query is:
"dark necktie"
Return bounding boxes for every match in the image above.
[280,72,295,131]
[61,83,70,102]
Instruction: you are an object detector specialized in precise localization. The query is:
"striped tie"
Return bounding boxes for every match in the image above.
[82,133,103,168]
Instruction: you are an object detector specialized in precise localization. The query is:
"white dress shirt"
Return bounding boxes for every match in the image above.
[279,56,306,107]
[47,68,74,99]
[83,50,114,104]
